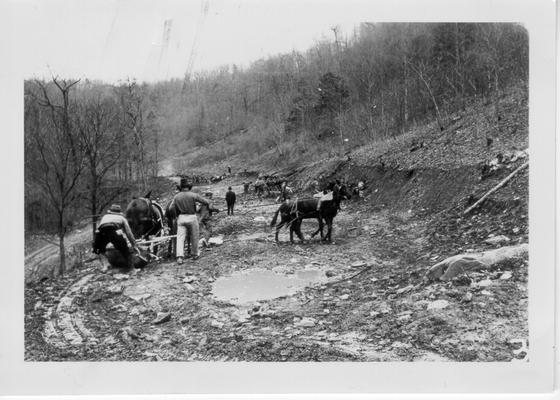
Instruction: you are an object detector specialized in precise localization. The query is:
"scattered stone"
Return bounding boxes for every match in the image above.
[398,314,411,322]
[128,293,151,302]
[392,341,412,349]
[103,336,117,345]
[339,294,350,300]
[106,284,124,294]
[485,235,511,245]
[254,216,266,222]
[289,258,298,263]
[462,292,473,302]
[427,299,450,310]
[477,279,493,287]
[210,320,224,329]
[233,310,250,323]
[369,311,380,318]
[208,236,224,246]
[184,283,195,291]
[500,271,513,280]
[396,285,414,295]
[128,306,141,316]
[143,351,163,361]
[480,290,492,296]
[183,276,198,283]
[512,227,520,234]
[397,310,413,317]
[350,261,367,268]
[34,301,43,311]
[452,275,472,286]
[113,273,129,281]
[121,326,140,339]
[323,309,330,314]
[295,317,316,328]
[152,312,171,325]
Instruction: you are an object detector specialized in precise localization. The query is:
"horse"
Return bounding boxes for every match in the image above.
[270,183,351,243]
[125,191,165,252]
[102,192,164,269]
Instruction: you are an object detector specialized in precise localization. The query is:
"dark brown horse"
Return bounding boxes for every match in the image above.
[125,191,165,241]
[103,192,164,269]
[270,183,351,243]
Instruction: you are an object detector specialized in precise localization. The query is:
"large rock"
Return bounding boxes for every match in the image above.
[425,243,528,281]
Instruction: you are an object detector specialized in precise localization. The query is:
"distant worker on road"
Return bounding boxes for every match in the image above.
[225,186,236,215]
[243,181,251,194]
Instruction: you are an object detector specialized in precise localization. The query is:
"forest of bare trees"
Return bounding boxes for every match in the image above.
[24,23,528,275]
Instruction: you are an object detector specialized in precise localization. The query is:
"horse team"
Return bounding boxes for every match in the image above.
[95,179,351,270]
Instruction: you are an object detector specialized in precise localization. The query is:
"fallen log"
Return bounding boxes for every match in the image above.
[425,243,528,281]
[464,161,528,215]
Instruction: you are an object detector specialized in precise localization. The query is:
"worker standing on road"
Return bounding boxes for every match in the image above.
[93,204,139,269]
[242,181,251,194]
[225,186,236,215]
[169,178,209,265]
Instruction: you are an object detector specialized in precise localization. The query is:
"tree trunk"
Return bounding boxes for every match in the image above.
[57,214,66,276]
[403,54,408,133]
[410,63,444,131]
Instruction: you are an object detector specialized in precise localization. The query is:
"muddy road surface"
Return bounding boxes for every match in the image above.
[25,178,528,361]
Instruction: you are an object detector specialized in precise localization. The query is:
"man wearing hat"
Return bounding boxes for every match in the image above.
[93,204,139,268]
[225,186,236,215]
[168,178,210,265]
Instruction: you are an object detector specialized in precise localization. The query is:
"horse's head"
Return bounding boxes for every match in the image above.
[336,184,352,201]
[125,197,154,239]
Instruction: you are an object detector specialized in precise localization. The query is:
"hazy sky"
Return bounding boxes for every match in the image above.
[10,0,367,83]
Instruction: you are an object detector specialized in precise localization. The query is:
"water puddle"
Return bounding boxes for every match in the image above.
[212,269,328,304]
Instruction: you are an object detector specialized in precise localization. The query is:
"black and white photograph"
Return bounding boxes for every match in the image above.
[0,0,556,396]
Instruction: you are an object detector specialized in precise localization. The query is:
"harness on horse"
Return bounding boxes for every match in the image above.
[138,197,164,239]
[285,198,302,228]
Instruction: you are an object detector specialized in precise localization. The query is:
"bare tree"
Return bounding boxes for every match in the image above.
[408,61,444,131]
[27,78,83,275]
[76,92,127,240]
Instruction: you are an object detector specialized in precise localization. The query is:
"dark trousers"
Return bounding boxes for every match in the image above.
[227,203,234,215]
[93,225,130,258]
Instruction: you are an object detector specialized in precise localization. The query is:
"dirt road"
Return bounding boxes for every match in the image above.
[24,177,528,361]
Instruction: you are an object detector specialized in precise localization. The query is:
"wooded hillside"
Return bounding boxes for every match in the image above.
[24,23,528,257]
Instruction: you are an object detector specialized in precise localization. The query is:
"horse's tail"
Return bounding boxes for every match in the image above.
[270,207,281,227]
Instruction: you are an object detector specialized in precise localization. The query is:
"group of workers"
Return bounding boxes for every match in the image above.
[93,175,359,269]
[92,178,239,268]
